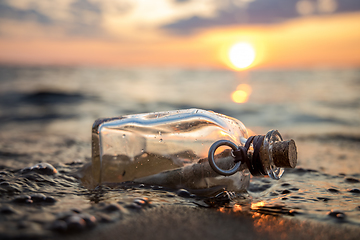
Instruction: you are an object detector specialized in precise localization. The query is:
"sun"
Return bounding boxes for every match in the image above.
[228,42,256,69]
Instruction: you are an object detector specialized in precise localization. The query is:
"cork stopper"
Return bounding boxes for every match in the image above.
[271,139,297,168]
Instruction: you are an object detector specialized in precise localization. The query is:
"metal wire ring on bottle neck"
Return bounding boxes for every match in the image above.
[208,140,242,176]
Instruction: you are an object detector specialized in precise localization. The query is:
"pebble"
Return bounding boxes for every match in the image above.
[103,203,121,212]
[348,188,360,194]
[51,212,97,232]
[328,210,346,219]
[176,189,192,198]
[79,214,97,228]
[12,195,33,204]
[281,190,291,194]
[66,215,86,231]
[133,197,150,207]
[30,193,46,202]
[12,194,57,204]
[345,177,360,183]
[328,188,340,193]
[288,209,303,215]
[21,163,58,175]
[125,197,152,210]
[44,196,57,203]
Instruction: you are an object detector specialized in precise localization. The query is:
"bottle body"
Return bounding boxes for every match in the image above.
[90,109,251,196]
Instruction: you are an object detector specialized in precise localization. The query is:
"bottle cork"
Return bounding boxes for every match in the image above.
[271,139,297,168]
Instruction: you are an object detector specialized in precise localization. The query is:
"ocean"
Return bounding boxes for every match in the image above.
[0,66,359,137]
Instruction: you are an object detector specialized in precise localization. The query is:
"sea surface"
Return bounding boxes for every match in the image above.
[0,66,359,137]
[0,66,359,238]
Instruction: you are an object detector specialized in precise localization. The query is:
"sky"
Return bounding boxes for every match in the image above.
[0,0,360,69]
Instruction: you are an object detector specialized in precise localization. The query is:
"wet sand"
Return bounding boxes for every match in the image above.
[64,205,360,240]
[1,131,360,240]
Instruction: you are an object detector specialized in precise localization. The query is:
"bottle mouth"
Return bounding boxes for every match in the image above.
[260,130,297,180]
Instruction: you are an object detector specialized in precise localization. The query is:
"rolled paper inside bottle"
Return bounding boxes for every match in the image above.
[271,139,297,168]
[135,153,247,189]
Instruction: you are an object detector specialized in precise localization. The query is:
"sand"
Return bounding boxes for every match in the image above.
[64,205,360,240]
[1,132,360,240]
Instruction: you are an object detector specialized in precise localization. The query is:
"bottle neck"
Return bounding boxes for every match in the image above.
[244,135,267,176]
[243,130,297,179]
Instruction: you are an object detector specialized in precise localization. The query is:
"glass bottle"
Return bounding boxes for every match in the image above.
[88,109,297,197]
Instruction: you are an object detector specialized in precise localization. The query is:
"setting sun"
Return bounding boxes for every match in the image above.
[228,42,256,69]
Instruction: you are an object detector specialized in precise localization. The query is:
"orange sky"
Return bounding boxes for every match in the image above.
[0,12,359,70]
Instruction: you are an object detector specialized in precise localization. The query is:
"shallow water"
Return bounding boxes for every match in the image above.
[0,66,359,238]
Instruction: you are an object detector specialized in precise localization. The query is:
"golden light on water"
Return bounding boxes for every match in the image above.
[231,83,252,103]
[251,201,266,210]
[228,42,256,69]
[233,204,243,212]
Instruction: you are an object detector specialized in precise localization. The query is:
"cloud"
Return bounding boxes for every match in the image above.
[0,0,109,38]
[1,0,359,39]
[0,2,52,24]
[162,0,360,34]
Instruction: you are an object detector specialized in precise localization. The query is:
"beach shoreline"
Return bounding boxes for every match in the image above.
[1,132,360,239]
[62,204,360,240]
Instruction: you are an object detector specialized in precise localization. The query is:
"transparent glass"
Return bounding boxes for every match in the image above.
[90,109,251,196]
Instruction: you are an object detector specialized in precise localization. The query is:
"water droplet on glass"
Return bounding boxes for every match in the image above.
[158,131,162,136]
[122,134,126,138]
[159,139,163,143]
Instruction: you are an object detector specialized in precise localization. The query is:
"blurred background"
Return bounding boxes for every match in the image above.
[0,0,359,139]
